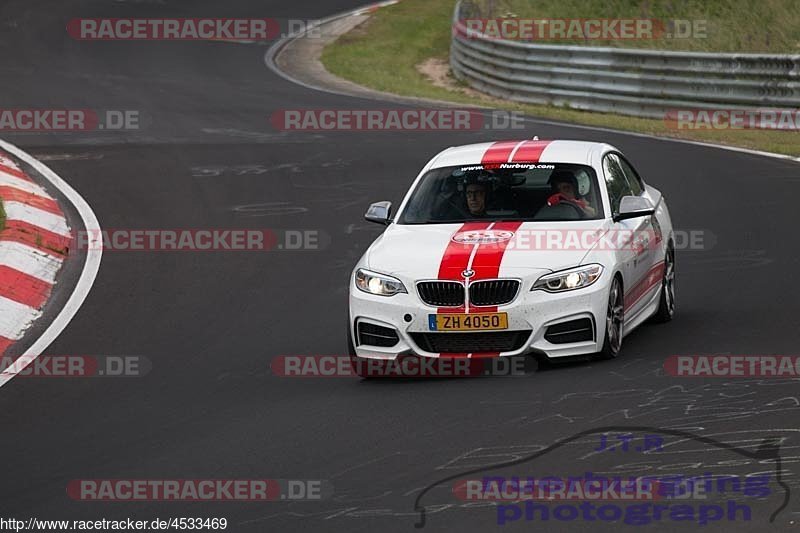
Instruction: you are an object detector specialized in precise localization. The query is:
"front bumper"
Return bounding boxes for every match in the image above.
[349,272,610,360]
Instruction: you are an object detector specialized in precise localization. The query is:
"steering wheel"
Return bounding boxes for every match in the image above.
[553,198,587,219]
[440,196,472,219]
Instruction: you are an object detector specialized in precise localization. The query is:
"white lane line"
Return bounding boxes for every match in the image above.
[0,241,62,283]
[0,295,42,341]
[0,172,52,197]
[2,201,70,237]
[0,138,103,388]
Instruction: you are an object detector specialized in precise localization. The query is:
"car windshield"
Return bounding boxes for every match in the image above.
[398,162,604,224]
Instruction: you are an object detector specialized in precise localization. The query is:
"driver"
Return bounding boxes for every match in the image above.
[465,181,488,217]
[547,171,596,217]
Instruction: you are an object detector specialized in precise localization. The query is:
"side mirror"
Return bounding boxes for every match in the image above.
[614,196,655,222]
[365,201,392,225]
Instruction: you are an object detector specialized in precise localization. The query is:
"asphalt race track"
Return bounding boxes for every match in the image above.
[1,1,799,532]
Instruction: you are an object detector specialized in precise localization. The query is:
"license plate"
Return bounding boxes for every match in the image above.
[428,313,508,331]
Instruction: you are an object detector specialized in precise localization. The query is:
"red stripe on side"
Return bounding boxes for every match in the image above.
[0,186,61,215]
[624,261,665,311]
[0,265,52,308]
[1,220,71,257]
[510,140,552,162]
[0,335,13,357]
[480,141,521,165]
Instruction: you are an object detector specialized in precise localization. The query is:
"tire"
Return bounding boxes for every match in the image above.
[596,276,624,360]
[651,245,676,323]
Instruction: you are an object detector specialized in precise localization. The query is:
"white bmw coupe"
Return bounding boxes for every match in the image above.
[348,139,674,372]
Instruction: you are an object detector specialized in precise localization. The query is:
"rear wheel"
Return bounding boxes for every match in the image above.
[596,276,624,360]
[652,245,675,323]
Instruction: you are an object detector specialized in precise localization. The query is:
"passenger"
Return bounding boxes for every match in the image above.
[547,172,596,217]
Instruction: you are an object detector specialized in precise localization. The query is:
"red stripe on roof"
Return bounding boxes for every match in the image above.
[480,141,521,165]
[510,140,552,162]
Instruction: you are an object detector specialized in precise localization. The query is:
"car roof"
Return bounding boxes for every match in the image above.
[429,140,617,168]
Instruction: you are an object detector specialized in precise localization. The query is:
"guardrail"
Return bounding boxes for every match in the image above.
[450,1,800,120]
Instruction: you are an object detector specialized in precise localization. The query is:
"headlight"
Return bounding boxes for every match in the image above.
[355,268,407,296]
[532,264,604,293]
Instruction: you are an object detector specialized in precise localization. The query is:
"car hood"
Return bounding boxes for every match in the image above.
[366,220,612,280]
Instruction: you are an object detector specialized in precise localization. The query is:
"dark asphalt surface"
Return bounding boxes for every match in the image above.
[0,1,799,532]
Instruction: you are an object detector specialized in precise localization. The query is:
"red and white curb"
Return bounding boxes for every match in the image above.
[0,139,102,387]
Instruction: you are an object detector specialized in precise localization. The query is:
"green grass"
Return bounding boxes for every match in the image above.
[0,198,5,232]
[321,0,800,156]
[484,0,800,52]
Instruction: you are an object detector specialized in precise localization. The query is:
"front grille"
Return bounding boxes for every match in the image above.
[410,331,531,353]
[544,318,595,344]
[417,281,464,307]
[357,322,399,347]
[469,280,520,306]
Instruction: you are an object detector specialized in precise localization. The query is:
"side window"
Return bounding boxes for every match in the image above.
[602,154,634,215]
[617,156,644,196]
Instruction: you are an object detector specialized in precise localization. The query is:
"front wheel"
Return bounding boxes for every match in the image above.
[651,246,675,323]
[596,276,624,360]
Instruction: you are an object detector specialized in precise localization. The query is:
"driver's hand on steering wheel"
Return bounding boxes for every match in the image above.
[547,193,595,217]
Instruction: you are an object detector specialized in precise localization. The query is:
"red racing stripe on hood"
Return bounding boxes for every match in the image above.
[510,140,552,162]
[470,221,524,285]
[437,222,492,286]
